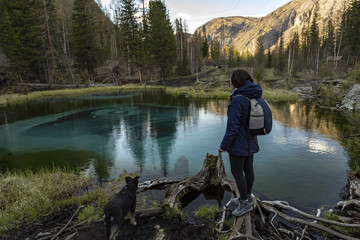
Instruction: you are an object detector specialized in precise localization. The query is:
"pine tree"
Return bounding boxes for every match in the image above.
[324,19,335,58]
[175,18,190,76]
[41,0,57,84]
[118,0,139,76]
[148,0,176,78]
[266,49,272,69]
[137,0,150,82]
[309,1,320,71]
[210,38,220,64]
[71,0,103,77]
[277,28,285,73]
[255,36,265,68]
[0,0,45,82]
[201,30,209,59]
[228,45,237,67]
[344,0,360,63]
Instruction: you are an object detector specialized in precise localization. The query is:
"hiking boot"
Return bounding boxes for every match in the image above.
[247,195,254,206]
[231,197,240,205]
[232,200,253,217]
[231,195,254,206]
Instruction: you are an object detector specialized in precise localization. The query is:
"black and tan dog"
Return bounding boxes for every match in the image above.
[103,176,139,240]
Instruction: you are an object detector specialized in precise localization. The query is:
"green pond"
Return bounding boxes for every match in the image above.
[0,90,359,210]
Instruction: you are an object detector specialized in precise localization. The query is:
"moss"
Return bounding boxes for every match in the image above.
[76,205,102,223]
[164,204,183,219]
[194,204,219,220]
[217,233,232,240]
[322,211,358,235]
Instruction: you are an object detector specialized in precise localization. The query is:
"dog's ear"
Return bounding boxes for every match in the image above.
[125,176,131,184]
[134,176,140,184]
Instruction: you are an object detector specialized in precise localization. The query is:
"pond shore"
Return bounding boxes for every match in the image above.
[0,82,298,107]
[1,160,359,239]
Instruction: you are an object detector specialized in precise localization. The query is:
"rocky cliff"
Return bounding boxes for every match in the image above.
[197,0,350,54]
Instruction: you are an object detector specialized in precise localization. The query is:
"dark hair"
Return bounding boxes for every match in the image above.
[231,69,254,88]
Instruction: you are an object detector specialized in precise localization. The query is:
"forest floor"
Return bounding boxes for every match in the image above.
[1,205,218,240]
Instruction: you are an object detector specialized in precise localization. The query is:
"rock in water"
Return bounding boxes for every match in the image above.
[341,84,360,110]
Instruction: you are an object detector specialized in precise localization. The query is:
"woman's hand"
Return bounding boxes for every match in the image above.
[219,147,226,152]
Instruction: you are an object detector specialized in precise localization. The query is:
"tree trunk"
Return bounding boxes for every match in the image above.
[43,0,55,84]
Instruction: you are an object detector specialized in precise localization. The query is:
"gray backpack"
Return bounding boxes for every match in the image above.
[236,95,273,135]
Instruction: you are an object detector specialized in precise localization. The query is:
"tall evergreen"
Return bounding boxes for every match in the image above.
[210,39,220,64]
[255,36,265,68]
[201,30,209,59]
[175,18,190,76]
[118,0,139,76]
[266,49,272,69]
[277,28,285,73]
[228,45,238,68]
[344,0,360,63]
[309,1,320,71]
[148,0,176,77]
[0,0,45,82]
[71,0,102,76]
[323,19,335,58]
[137,0,150,80]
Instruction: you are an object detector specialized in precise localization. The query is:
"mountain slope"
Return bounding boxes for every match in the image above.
[197,0,349,54]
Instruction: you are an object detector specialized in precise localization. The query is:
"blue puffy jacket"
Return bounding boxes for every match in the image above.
[220,80,262,157]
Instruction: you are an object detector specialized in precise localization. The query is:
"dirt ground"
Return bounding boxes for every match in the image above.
[1,206,217,240]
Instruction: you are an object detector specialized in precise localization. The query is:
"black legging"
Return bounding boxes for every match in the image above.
[229,153,254,201]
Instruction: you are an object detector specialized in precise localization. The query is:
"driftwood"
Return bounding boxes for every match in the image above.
[164,153,238,208]
[139,153,360,240]
[337,199,360,211]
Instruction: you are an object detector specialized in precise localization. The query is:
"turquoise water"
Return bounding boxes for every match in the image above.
[0,91,352,210]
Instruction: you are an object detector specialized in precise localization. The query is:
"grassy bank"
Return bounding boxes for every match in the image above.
[165,86,299,101]
[0,84,164,107]
[0,169,97,234]
[0,83,298,107]
[0,168,140,236]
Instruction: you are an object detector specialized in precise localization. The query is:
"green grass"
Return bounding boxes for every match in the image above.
[165,86,298,101]
[0,81,298,108]
[76,205,102,224]
[194,204,219,220]
[0,169,139,235]
[0,168,91,234]
[0,85,164,107]
[262,88,299,101]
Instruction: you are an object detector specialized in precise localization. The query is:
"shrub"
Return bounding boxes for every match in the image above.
[194,204,219,220]
[344,65,360,89]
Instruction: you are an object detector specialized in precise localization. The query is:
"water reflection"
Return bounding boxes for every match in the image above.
[0,91,359,209]
[269,100,360,171]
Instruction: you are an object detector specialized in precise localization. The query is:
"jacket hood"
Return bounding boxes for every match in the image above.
[231,80,262,99]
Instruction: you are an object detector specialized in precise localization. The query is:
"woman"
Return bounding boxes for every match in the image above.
[219,69,262,217]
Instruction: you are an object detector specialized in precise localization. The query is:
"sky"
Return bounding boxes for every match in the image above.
[100,0,292,33]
